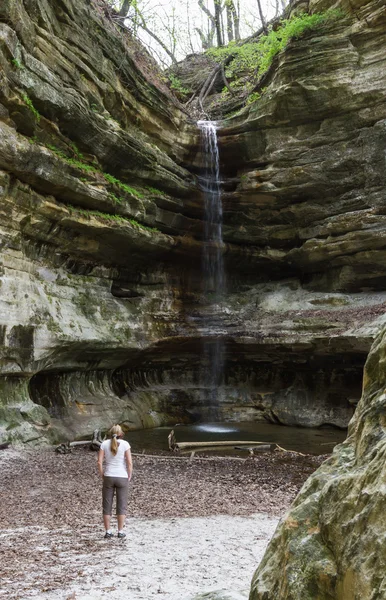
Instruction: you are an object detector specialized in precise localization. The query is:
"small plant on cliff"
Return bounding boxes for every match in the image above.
[246,91,261,106]
[146,186,165,197]
[68,205,158,232]
[46,144,144,200]
[69,142,84,160]
[109,192,124,204]
[103,173,144,199]
[11,58,23,69]
[22,94,40,122]
[167,73,191,99]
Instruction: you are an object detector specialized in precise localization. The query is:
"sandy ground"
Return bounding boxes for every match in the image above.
[0,447,325,600]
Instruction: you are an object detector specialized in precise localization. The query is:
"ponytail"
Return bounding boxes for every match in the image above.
[109,424,123,456]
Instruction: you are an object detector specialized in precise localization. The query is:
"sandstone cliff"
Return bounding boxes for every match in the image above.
[237,0,386,596]
[0,0,203,443]
[1,0,386,445]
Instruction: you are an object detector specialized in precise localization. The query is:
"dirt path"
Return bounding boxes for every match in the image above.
[0,447,325,600]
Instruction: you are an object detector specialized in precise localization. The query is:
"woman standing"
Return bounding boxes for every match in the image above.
[97,424,133,539]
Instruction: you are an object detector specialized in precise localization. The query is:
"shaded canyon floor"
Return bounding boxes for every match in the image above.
[0,447,326,600]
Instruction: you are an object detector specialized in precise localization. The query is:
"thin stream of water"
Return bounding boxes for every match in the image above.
[198,121,226,413]
[198,120,225,297]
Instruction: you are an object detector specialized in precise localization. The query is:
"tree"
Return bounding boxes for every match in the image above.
[109,0,289,67]
[225,0,241,42]
[256,0,267,33]
[118,0,132,17]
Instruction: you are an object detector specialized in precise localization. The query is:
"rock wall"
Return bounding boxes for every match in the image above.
[1,0,386,444]
[212,0,386,430]
[0,0,204,443]
[249,321,386,599]
[239,0,386,597]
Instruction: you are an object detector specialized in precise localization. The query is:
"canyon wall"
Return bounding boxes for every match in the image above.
[238,0,386,597]
[1,0,386,444]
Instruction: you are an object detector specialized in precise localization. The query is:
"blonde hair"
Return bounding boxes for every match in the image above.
[109,424,123,456]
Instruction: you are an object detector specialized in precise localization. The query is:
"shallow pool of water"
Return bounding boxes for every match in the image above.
[126,422,347,456]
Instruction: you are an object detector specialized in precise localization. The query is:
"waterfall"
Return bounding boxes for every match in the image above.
[198,121,225,298]
[198,120,226,414]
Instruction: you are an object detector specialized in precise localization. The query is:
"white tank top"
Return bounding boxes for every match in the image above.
[101,439,131,478]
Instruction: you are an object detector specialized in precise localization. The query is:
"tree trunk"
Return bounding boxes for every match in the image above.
[232,0,241,40]
[118,0,132,17]
[256,0,267,33]
[226,3,234,42]
[214,0,223,46]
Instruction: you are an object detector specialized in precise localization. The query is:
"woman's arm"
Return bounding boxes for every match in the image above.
[97,448,104,477]
[125,449,133,481]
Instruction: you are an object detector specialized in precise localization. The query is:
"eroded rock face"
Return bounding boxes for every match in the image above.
[249,321,386,599]
[1,0,386,444]
[218,0,386,291]
[0,0,203,443]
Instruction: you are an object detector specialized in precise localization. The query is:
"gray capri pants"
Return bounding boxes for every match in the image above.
[102,476,129,515]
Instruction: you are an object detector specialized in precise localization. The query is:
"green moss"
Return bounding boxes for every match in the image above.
[146,186,165,197]
[67,205,159,232]
[11,58,23,69]
[45,144,144,200]
[103,173,144,199]
[22,94,40,122]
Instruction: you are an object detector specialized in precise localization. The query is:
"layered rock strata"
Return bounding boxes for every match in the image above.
[1,0,386,444]
[0,0,202,443]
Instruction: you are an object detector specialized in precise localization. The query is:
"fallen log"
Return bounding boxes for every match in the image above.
[172,440,271,451]
[181,443,275,458]
[167,431,310,457]
[55,429,103,454]
[275,444,307,457]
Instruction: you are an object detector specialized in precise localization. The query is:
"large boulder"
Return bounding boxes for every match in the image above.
[250,321,386,599]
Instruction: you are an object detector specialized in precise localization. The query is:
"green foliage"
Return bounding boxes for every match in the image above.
[11,58,23,69]
[256,10,344,77]
[246,91,261,105]
[109,192,124,204]
[146,186,165,196]
[69,142,84,160]
[128,219,158,232]
[206,41,239,63]
[45,144,143,199]
[103,173,144,199]
[68,158,98,173]
[207,9,344,104]
[168,73,191,97]
[22,95,40,122]
[68,205,158,232]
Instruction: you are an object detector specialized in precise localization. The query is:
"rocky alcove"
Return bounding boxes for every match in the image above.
[1,0,386,597]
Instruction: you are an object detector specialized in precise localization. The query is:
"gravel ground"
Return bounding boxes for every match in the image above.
[0,447,326,600]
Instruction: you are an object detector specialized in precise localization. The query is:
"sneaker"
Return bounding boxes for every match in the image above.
[117,532,126,539]
[104,532,114,539]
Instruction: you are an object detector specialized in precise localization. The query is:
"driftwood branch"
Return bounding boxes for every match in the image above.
[167,430,307,458]
[221,62,233,95]
[55,429,103,454]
